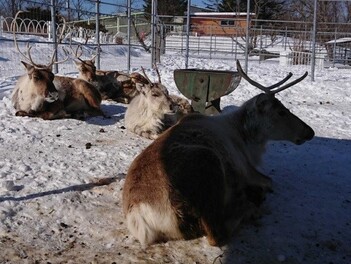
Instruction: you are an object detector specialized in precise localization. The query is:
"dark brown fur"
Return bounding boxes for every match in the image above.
[123,93,314,247]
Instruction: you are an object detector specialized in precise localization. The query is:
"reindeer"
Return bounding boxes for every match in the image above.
[73,45,138,103]
[122,60,315,248]
[11,12,69,120]
[11,12,104,120]
[124,67,193,139]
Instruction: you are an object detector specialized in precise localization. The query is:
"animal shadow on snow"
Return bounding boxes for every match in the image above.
[220,136,351,264]
[85,103,127,126]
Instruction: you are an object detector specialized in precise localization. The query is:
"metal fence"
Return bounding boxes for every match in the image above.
[0,0,152,80]
[164,19,351,68]
[0,1,350,81]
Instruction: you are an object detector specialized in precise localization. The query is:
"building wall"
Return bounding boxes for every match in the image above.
[191,16,249,36]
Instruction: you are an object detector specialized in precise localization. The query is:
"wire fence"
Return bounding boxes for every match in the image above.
[0,1,350,81]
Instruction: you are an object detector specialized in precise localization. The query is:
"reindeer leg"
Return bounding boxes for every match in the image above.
[244,165,273,207]
[245,165,273,193]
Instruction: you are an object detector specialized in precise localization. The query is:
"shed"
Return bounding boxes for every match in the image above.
[190,12,255,36]
[325,37,351,65]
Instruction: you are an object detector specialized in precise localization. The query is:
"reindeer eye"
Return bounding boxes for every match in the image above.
[152,92,160,97]
[33,75,41,81]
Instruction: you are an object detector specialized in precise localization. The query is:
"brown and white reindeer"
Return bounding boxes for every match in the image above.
[52,75,104,119]
[122,60,315,248]
[12,12,104,120]
[11,12,68,120]
[72,45,139,103]
[124,67,193,139]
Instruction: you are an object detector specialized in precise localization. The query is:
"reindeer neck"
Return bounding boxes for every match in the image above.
[225,107,268,166]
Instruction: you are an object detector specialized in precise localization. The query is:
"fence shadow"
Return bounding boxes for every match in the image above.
[219,136,351,264]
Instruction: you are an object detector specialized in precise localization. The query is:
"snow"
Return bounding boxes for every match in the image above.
[0,34,351,263]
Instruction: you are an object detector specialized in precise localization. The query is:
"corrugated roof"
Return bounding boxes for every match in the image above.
[326,37,351,44]
[191,12,255,16]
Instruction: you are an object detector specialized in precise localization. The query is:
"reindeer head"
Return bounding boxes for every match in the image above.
[13,11,68,104]
[72,45,97,82]
[236,60,314,145]
[21,61,58,103]
[136,67,174,115]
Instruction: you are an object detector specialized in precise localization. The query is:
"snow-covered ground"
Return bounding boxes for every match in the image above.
[0,34,350,263]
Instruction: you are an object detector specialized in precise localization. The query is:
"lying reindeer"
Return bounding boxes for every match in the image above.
[122,61,315,248]
[73,45,138,103]
[11,12,104,120]
[124,67,193,139]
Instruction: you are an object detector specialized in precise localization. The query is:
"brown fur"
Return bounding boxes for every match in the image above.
[75,59,139,103]
[12,62,69,120]
[53,75,104,119]
[123,93,314,247]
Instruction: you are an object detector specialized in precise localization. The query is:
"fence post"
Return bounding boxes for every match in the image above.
[259,25,263,64]
[0,16,4,36]
[47,21,52,40]
[95,0,100,70]
[310,0,318,82]
[235,30,237,61]
[210,26,212,59]
[185,0,191,69]
[151,0,157,68]
[284,26,287,51]
[332,28,337,67]
[244,0,251,73]
[50,0,58,74]
[198,35,200,55]
[127,0,131,72]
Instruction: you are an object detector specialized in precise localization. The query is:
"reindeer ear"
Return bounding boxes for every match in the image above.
[21,61,35,75]
[255,93,272,112]
[74,60,81,67]
[135,83,146,94]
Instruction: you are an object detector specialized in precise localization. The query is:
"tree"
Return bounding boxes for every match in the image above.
[143,0,187,23]
[18,6,52,21]
[213,0,286,20]
[70,0,94,21]
[203,0,220,11]
[0,0,26,17]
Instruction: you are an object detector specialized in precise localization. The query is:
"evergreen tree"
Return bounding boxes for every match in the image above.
[204,0,285,20]
[203,0,220,11]
[143,0,187,22]
[18,7,52,21]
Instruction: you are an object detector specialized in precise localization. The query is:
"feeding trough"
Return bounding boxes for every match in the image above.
[174,69,241,115]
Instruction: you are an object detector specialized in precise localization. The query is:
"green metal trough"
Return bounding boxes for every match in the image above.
[174,69,241,115]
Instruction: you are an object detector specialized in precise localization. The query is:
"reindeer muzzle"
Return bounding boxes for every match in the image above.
[45,91,59,103]
[295,125,315,145]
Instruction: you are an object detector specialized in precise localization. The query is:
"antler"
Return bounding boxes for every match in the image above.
[71,44,97,63]
[153,63,162,84]
[47,15,69,67]
[141,66,153,85]
[72,44,84,62]
[12,11,40,67]
[236,60,308,94]
[13,11,69,69]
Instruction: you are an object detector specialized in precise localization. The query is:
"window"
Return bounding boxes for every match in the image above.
[220,20,235,26]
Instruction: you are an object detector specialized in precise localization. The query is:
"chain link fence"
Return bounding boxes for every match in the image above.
[0,0,152,80]
[1,1,350,81]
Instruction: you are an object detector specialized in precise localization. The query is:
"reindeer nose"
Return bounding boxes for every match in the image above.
[296,125,314,145]
[305,126,315,140]
[45,91,59,103]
